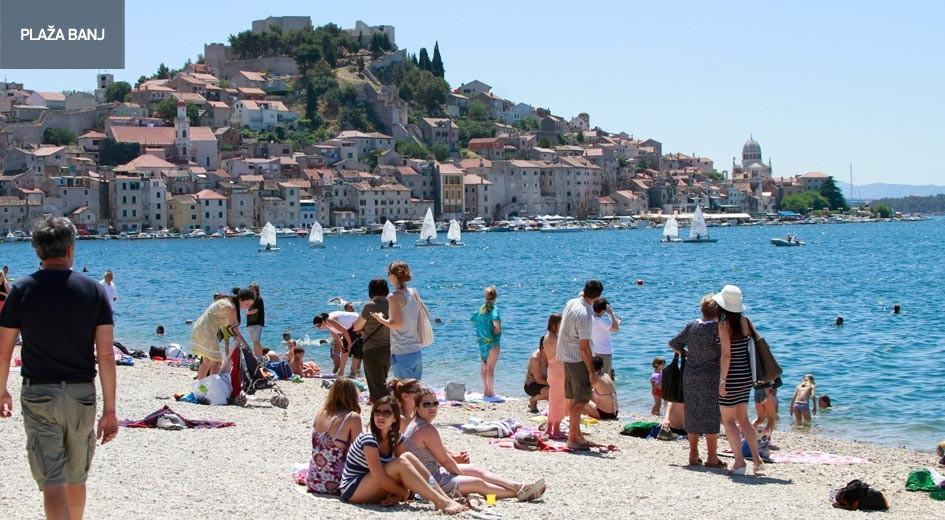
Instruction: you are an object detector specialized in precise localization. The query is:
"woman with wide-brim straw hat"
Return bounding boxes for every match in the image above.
[714,285,765,476]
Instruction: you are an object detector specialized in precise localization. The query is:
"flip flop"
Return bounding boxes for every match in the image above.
[703,460,727,469]
[687,459,703,467]
[567,443,591,451]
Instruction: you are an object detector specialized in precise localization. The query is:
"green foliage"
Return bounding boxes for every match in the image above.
[42,127,76,146]
[155,63,170,79]
[872,203,893,218]
[780,191,829,214]
[99,139,140,166]
[430,42,444,78]
[514,117,538,131]
[135,75,148,88]
[431,143,449,162]
[466,100,490,122]
[154,99,199,125]
[228,24,360,68]
[872,194,945,214]
[395,139,430,159]
[455,118,496,147]
[538,137,552,149]
[375,60,449,116]
[305,83,318,121]
[369,32,392,58]
[575,131,585,144]
[704,169,725,181]
[105,81,131,103]
[618,157,629,168]
[418,48,431,71]
[818,176,848,210]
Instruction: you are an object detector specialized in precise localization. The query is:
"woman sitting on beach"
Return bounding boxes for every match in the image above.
[191,288,255,379]
[542,313,567,440]
[338,397,465,514]
[790,374,817,423]
[390,378,421,433]
[584,356,619,420]
[306,378,362,495]
[714,285,765,475]
[313,313,353,376]
[403,387,547,502]
[668,294,723,468]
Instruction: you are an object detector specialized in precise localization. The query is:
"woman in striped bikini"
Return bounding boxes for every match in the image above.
[714,285,765,476]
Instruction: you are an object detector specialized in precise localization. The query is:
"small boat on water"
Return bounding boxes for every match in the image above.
[309,221,325,248]
[415,208,444,247]
[771,235,804,247]
[447,219,464,246]
[661,215,681,243]
[259,222,280,252]
[683,206,718,243]
[380,220,399,248]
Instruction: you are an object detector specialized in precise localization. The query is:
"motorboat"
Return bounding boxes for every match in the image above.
[771,235,805,247]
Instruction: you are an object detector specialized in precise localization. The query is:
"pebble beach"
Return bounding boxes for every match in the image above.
[1,361,942,519]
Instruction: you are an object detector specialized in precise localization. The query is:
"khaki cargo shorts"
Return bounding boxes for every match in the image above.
[20,381,97,490]
[564,361,592,404]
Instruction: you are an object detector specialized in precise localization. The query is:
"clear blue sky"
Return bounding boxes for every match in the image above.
[3,1,943,185]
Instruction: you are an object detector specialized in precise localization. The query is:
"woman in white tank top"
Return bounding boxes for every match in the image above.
[372,261,424,380]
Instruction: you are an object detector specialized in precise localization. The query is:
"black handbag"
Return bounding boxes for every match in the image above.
[661,353,685,403]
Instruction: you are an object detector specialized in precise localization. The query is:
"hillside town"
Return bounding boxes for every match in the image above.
[0,16,841,235]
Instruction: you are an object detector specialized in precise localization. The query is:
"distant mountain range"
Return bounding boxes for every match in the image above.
[835,181,945,200]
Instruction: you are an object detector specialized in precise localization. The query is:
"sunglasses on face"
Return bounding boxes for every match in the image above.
[373,409,394,417]
[420,401,439,409]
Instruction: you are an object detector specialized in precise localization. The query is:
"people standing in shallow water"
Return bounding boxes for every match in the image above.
[650,357,665,416]
[790,374,817,423]
[372,261,424,380]
[714,285,765,475]
[542,313,566,439]
[669,295,724,468]
[470,286,501,397]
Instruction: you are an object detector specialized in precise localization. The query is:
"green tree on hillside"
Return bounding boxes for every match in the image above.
[155,98,199,126]
[105,81,131,103]
[780,192,829,214]
[42,127,76,146]
[155,63,170,79]
[431,42,445,78]
[819,176,848,210]
[466,100,490,122]
[431,143,449,162]
[418,48,431,71]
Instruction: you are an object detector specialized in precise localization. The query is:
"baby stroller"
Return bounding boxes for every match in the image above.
[226,337,289,409]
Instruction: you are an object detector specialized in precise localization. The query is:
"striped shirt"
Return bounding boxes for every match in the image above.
[339,432,399,496]
[557,297,594,363]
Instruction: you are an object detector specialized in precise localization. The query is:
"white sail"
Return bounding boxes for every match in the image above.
[447,220,462,242]
[309,221,324,245]
[381,220,397,245]
[259,222,277,248]
[689,206,709,240]
[419,208,437,242]
[663,216,679,240]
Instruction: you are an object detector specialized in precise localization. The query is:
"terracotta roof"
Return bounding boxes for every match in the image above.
[458,158,491,169]
[195,189,226,200]
[110,126,217,145]
[237,87,266,96]
[437,163,465,175]
[278,180,310,188]
[33,91,66,102]
[798,172,829,178]
[239,70,267,82]
[174,92,207,103]
[239,175,265,183]
[115,154,175,171]
[510,160,540,168]
[464,173,492,185]
[31,146,65,157]
[78,131,106,139]
[598,196,615,204]
[468,138,500,147]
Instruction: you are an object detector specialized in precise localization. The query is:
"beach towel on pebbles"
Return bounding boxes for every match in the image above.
[461,417,522,437]
[121,405,235,429]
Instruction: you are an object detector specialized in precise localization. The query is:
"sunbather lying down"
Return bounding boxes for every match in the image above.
[288,345,320,377]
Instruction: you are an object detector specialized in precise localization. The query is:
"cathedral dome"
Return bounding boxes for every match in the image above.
[742,137,761,157]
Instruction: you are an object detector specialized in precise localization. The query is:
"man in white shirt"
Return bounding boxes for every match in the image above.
[557,279,603,450]
[591,298,620,379]
[99,270,118,312]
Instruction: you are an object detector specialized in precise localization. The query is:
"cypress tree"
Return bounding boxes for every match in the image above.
[431,41,444,78]
[418,47,431,71]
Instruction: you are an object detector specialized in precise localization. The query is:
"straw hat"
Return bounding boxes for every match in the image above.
[713,285,745,313]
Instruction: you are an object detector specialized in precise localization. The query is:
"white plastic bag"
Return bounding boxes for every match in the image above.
[192,373,231,405]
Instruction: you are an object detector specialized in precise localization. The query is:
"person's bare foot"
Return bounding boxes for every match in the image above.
[442,501,466,514]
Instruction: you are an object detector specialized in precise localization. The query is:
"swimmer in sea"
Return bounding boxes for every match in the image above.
[789,374,817,423]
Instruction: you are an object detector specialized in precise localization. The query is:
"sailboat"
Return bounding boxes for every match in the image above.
[415,208,444,247]
[308,221,325,248]
[661,215,681,243]
[258,222,280,252]
[683,206,717,243]
[380,220,398,249]
[447,219,464,246]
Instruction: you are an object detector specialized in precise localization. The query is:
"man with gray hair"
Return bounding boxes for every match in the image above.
[0,217,117,519]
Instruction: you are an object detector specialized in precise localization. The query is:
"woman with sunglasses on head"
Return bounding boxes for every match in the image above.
[389,378,420,433]
[404,388,547,502]
[338,396,465,514]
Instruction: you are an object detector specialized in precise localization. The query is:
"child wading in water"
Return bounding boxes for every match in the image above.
[790,374,817,423]
[470,286,501,397]
[650,357,665,415]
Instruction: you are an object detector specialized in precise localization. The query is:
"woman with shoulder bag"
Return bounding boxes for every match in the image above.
[373,261,424,380]
[714,285,764,476]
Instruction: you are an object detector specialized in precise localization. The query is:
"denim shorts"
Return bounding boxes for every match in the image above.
[391,350,422,380]
[21,381,97,490]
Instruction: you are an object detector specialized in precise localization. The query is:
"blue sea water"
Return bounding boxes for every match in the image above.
[2,219,943,450]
